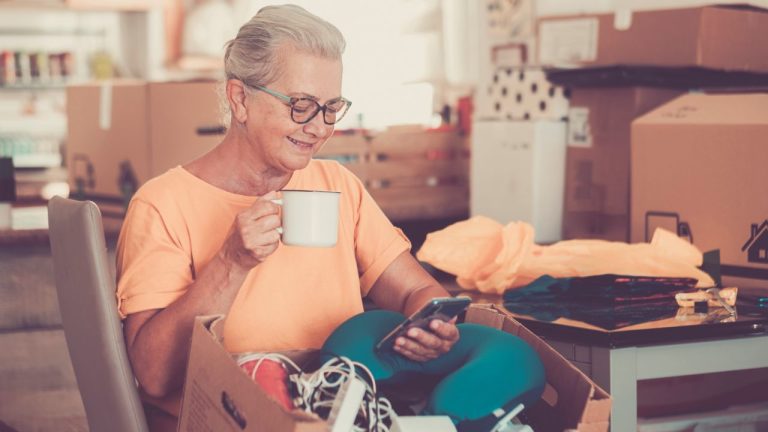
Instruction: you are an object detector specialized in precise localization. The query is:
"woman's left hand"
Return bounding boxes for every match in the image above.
[393,318,460,362]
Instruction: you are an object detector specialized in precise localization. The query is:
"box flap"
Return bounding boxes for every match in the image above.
[465,304,610,431]
[465,303,506,329]
[635,93,768,126]
[179,316,326,431]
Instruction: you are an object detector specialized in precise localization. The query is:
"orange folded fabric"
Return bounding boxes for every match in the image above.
[416,216,715,294]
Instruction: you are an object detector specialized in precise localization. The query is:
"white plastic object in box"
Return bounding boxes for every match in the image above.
[328,376,367,432]
[390,415,457,432]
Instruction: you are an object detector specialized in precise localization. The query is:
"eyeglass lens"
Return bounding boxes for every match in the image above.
[291,98,350,125]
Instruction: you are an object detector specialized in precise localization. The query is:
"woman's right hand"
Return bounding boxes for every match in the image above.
[220,191,282,272]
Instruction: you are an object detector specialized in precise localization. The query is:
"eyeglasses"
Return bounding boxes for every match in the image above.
[253,85,352,125]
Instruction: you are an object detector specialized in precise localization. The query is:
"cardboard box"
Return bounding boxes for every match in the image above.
[178,304,611,431]
[563,87,682,241]
[467,305,611,431]
[66,80,224,209]
[631,93,768,289]
[537,6,768,73]
[471,120,566,244]
[535,0,768,18]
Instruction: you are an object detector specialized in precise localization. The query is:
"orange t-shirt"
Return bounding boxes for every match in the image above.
[116,160,410,413]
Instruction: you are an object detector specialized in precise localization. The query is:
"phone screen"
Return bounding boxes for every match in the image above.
[374,296,471,352]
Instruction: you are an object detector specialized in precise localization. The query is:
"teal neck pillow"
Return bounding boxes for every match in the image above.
[321,310,545,431]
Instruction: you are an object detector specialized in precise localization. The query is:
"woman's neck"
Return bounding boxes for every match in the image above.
[184,133,292,196]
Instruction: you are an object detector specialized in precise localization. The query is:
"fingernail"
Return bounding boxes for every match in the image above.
[431,320,441,330]
[408,329,418,338]
[396,338,405,346]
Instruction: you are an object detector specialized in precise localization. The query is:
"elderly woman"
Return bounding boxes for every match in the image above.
[115,4,459,429]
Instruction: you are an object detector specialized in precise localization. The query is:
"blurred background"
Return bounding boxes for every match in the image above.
[2,1,768,431]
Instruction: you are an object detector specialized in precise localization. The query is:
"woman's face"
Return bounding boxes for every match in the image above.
[244,43,343,174]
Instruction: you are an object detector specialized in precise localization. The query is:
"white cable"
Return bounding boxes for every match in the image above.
[235,352,302,381]
[489,403,526,432]
[288,356,395,432]
[235,353,395,431]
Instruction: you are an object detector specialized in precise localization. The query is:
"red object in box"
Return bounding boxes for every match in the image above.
[239,358,294,411]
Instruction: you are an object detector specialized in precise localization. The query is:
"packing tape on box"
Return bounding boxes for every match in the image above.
[99,82,112,131]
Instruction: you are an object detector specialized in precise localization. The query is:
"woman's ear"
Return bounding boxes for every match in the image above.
[226,79,249,124]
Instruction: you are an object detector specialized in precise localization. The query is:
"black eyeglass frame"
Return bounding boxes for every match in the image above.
[252,84,352,125]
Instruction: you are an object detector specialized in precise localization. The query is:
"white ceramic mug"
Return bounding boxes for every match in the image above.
[271,190,340,247]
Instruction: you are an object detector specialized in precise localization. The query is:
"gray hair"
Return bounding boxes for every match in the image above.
[224,4,346,87]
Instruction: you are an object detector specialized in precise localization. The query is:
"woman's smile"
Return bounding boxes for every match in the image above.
[286,135,315,151]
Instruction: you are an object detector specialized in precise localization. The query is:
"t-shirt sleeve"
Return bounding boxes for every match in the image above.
[116,198,194,318]
[350,176,411,295]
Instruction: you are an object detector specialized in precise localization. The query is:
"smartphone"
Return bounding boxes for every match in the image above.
[374,296,471,352]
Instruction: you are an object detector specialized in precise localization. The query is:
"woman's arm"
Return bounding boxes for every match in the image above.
[122,193,282,398]
[366,250,460,361]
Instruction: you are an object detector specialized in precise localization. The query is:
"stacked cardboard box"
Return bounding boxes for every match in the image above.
[631,93,768,289]
[537,5,768,241]
[562,87,682,241]
[538,6,768,72]
[66,80,224,216]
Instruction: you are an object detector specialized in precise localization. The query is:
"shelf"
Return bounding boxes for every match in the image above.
[10,205,49,230]
[0,0,67,10]
[14,165,68,203]
[66,0,156,11]
[12,153,62,168]
[0,28,105,36]
[0,117,66,136]
[0,0,156,11]
[14,165,67,182]
[0,84,68,91]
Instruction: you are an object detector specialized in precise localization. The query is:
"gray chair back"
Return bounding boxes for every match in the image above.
[48,196,148,432]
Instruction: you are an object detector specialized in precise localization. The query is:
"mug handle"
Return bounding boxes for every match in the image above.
[270,198,283,235]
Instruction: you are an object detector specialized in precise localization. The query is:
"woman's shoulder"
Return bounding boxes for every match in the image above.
[132,166,191,201]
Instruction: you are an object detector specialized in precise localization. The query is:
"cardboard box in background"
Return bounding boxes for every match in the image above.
[147,81,225,180]
[178,305,610,431]
[66,80,224,213]
[537,6,768,72]
[563,87,682,241]
[535,0,768,18]
[366,126,470,222]
[471,120,566,244]
[631,93,768,289]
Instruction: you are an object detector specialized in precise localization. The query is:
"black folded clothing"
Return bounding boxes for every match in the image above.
[502,274,697,330]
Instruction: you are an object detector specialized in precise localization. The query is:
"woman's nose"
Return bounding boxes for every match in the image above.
[303,110,333,137]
